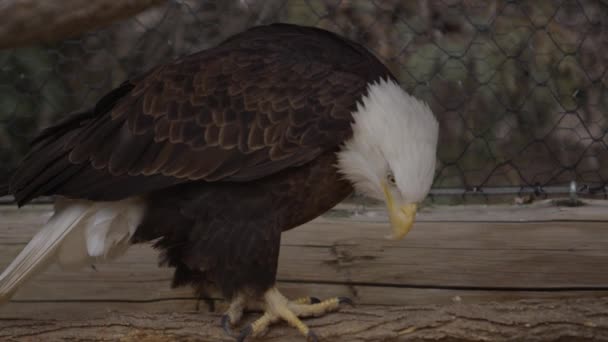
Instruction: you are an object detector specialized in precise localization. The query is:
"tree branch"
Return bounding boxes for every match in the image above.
[0,0,166,49]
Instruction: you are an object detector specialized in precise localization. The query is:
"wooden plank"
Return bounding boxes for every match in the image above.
[1,205,608,310]
[5,220,608,289]
[0,300,201,320]
[4,276,607,317]
[280,221,608,288]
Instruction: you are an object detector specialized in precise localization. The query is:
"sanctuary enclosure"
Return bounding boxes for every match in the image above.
[1,1,608,341]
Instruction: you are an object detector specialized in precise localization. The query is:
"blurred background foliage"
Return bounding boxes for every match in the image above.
[1,0,607,202]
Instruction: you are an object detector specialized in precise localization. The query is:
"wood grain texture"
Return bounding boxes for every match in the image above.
[0,0,166,49]
[2,205,608,297]
[1,297,608,341]
[1,204,608,340]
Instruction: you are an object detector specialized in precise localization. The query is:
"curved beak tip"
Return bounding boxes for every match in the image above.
[389,203,418,240]
[382,183,418,241]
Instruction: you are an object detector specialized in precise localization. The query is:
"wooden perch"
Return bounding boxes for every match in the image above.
[0,0,166,49]
[1,297,608,341]
[2,203,608,340]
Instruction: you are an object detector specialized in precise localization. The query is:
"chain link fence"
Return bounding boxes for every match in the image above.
[1,0,607,204]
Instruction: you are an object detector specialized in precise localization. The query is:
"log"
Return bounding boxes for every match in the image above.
[1,297,608,341]
[0,0,166,48]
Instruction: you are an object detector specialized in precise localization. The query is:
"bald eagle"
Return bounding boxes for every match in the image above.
[0,24,438,340]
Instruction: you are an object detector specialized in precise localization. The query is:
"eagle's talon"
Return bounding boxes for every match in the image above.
[223,292,246,336]
[221,314,235,336]
[338,296,354,306]
[307,330,319,342]
[236,325,253,342]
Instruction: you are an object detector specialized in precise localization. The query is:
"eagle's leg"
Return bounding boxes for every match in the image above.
[222,292,247,331]
[235,287,352,341]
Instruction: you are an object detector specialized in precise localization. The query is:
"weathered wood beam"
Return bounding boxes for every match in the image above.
[2,205,608,340]
[0,0,166,49]
[1,297,607,341]
[3,205,608,307]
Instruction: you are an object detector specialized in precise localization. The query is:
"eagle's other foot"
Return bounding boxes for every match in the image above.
[229,287,351,341]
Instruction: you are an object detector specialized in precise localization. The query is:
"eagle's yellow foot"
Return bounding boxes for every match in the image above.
[222,294,320,335]
[231,287,351,342]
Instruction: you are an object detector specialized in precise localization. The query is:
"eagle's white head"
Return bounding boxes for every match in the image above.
[337,78,439,240]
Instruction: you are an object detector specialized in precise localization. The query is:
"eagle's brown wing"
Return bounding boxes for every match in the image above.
[10,24,393,205]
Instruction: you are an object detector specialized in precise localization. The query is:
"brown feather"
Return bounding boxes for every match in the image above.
[9,23,395,204]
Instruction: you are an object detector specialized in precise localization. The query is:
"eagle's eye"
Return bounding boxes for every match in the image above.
[387,171,396,186]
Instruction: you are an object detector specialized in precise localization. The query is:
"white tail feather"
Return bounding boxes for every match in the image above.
[0,198,144,302]
[0,203,89,302]
[57,199,144,267]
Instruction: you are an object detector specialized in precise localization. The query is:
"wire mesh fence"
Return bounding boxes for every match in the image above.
[0,0,607,204]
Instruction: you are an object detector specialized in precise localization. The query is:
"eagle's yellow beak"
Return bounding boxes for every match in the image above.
[383,183,418,240]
